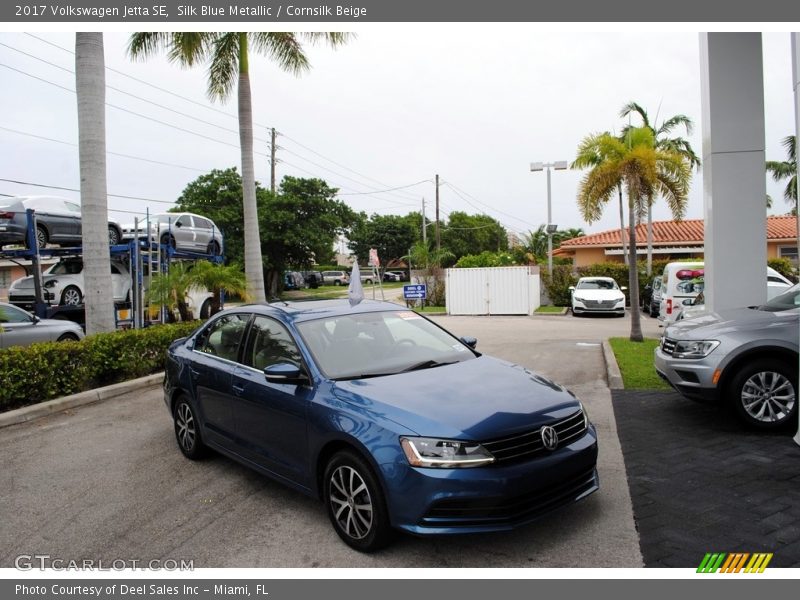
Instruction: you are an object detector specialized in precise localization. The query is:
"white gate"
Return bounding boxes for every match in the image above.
[445,266,540,315]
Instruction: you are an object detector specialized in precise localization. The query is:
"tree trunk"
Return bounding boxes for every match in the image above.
[618,185,629,266]
[238,34,267,303]
[646,199,654,275]
[75,33,115,334]
[627,192,643,342]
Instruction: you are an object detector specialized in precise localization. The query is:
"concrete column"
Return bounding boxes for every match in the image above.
[791,32,799,447]
[699,33,767,312]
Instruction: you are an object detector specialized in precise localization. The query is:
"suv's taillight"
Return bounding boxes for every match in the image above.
[0,211,14,219]
[666,298,673,315]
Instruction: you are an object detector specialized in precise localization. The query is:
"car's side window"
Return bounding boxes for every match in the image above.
[246,316,303,371]
[195,314,248,363]
[0,305,32,323]
[176,215,193,228]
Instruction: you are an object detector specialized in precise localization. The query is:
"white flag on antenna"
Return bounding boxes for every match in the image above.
[348,261,364,307]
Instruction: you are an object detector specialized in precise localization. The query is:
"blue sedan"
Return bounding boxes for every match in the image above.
[163,300,598,552]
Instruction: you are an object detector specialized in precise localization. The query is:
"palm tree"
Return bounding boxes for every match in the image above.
[574,127,690,341]
[146,263,193,322]
[620,102,699,275]
[128,32,351,303]
[76,33,115,334]
[766,135,798,260]
[572,143,629,265]
[185,261,250,315]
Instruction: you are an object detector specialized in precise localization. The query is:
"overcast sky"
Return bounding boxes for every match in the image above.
[0,27,796,243]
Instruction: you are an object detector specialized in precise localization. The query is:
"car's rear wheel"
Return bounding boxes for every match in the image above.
[60,286,83,306]
[26,225,48,249]
[108,225,121,246]
[173,396,207,459]
[323,450,393,553]
[730,359,797,430]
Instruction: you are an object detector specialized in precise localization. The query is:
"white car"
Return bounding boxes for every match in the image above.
[8,258,131,308]
[569,276,626,317]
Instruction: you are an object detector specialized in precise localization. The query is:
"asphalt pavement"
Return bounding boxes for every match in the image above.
[0,311,655,568]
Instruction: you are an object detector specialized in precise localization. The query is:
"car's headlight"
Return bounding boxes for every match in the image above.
[573,296,585,303]
[578,401,590,428]
[615,297,625,304]
[672,340,720,359]
[43,280,58,288]
[400,437,495,468]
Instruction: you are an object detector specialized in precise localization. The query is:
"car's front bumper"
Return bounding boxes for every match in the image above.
[572,301,625,314]
[654,347,720,403]
[381,425,599,535]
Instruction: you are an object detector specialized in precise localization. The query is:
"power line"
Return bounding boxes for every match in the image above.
[0,125,208,173]
[0,177,177,205]
[337,179,433,196]
[442,180,536,231]
[0,42,257,143]
[24,32,264,128]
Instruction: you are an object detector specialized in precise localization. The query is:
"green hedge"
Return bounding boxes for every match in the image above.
[0,321,201,412]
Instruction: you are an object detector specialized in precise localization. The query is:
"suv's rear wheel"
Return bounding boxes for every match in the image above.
[729,359,797,430]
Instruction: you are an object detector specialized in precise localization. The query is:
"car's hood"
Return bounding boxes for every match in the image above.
[665,307,799,339]
[330,356,582,440]
[573,289,624,300]
[9,273,71,290]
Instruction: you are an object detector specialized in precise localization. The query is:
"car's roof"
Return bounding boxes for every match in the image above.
[224,299,407,323]
[577,276,615,281]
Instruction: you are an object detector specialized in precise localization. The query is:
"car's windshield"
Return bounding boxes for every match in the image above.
[49,260,83,275]
[296,310,475,380]
[758,283,800,312]
[577,279,618,290]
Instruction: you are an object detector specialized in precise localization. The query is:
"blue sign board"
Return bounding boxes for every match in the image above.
[403,284,427,300]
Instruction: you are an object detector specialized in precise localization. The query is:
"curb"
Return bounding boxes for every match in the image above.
[602,340,625,390]
[533,307,569,316]
[0,373,164,429]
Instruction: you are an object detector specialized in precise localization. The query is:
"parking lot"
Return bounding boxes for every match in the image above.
[3,311,796,568]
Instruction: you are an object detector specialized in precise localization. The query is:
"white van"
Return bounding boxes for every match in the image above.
[658,261,794,324]
[657,261,704,325]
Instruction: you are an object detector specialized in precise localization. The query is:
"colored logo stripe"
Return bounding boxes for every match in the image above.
[697,552,773,573]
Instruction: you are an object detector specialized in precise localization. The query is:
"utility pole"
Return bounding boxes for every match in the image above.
[421,197,427,245]
[270,127,277,194]
[435,174,441,251]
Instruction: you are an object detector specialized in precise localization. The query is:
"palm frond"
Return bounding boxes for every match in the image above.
[207,32,240,99]
[250,32,310,75]
[619,101,650,128]
[657,114,693,137]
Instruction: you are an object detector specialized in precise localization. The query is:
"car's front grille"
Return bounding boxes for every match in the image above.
[421,467,598,527]
[661,337,677,356]
[582,299,617,309]
[481,409,587,464]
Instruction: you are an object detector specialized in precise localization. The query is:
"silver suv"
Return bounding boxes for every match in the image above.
[654,284,798,430]
[122,212,223,255]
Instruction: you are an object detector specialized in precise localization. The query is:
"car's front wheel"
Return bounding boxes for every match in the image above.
[323,450,393,553]
[730,359,797,430]
[173,396,207,459]
[60,285,83,306]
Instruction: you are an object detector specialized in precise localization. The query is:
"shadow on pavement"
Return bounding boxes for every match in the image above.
[612,389,800,567]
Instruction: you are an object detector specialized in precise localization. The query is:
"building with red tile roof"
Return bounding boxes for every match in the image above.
[552,215,797,267]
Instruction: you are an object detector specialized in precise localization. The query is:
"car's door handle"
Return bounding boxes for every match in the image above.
[232,383,245,395]
[189,367,200,377]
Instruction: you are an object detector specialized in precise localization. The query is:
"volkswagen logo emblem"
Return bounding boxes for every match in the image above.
[541,425,559,451]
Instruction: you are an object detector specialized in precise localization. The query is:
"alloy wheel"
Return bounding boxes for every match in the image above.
[175,402,196,453]
[741,371,796,424]
[328,465,374,541]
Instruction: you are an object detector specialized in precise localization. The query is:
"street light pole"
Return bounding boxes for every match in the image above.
[530,160,568,274]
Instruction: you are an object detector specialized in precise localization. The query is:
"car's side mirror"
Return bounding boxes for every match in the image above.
[459,336,478,349]
[32,315,40,324]
[568,286,575,292]
[264,363,308,385]
[683,298,694,305]
[644,285,652,291]
[621,286,628,291]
